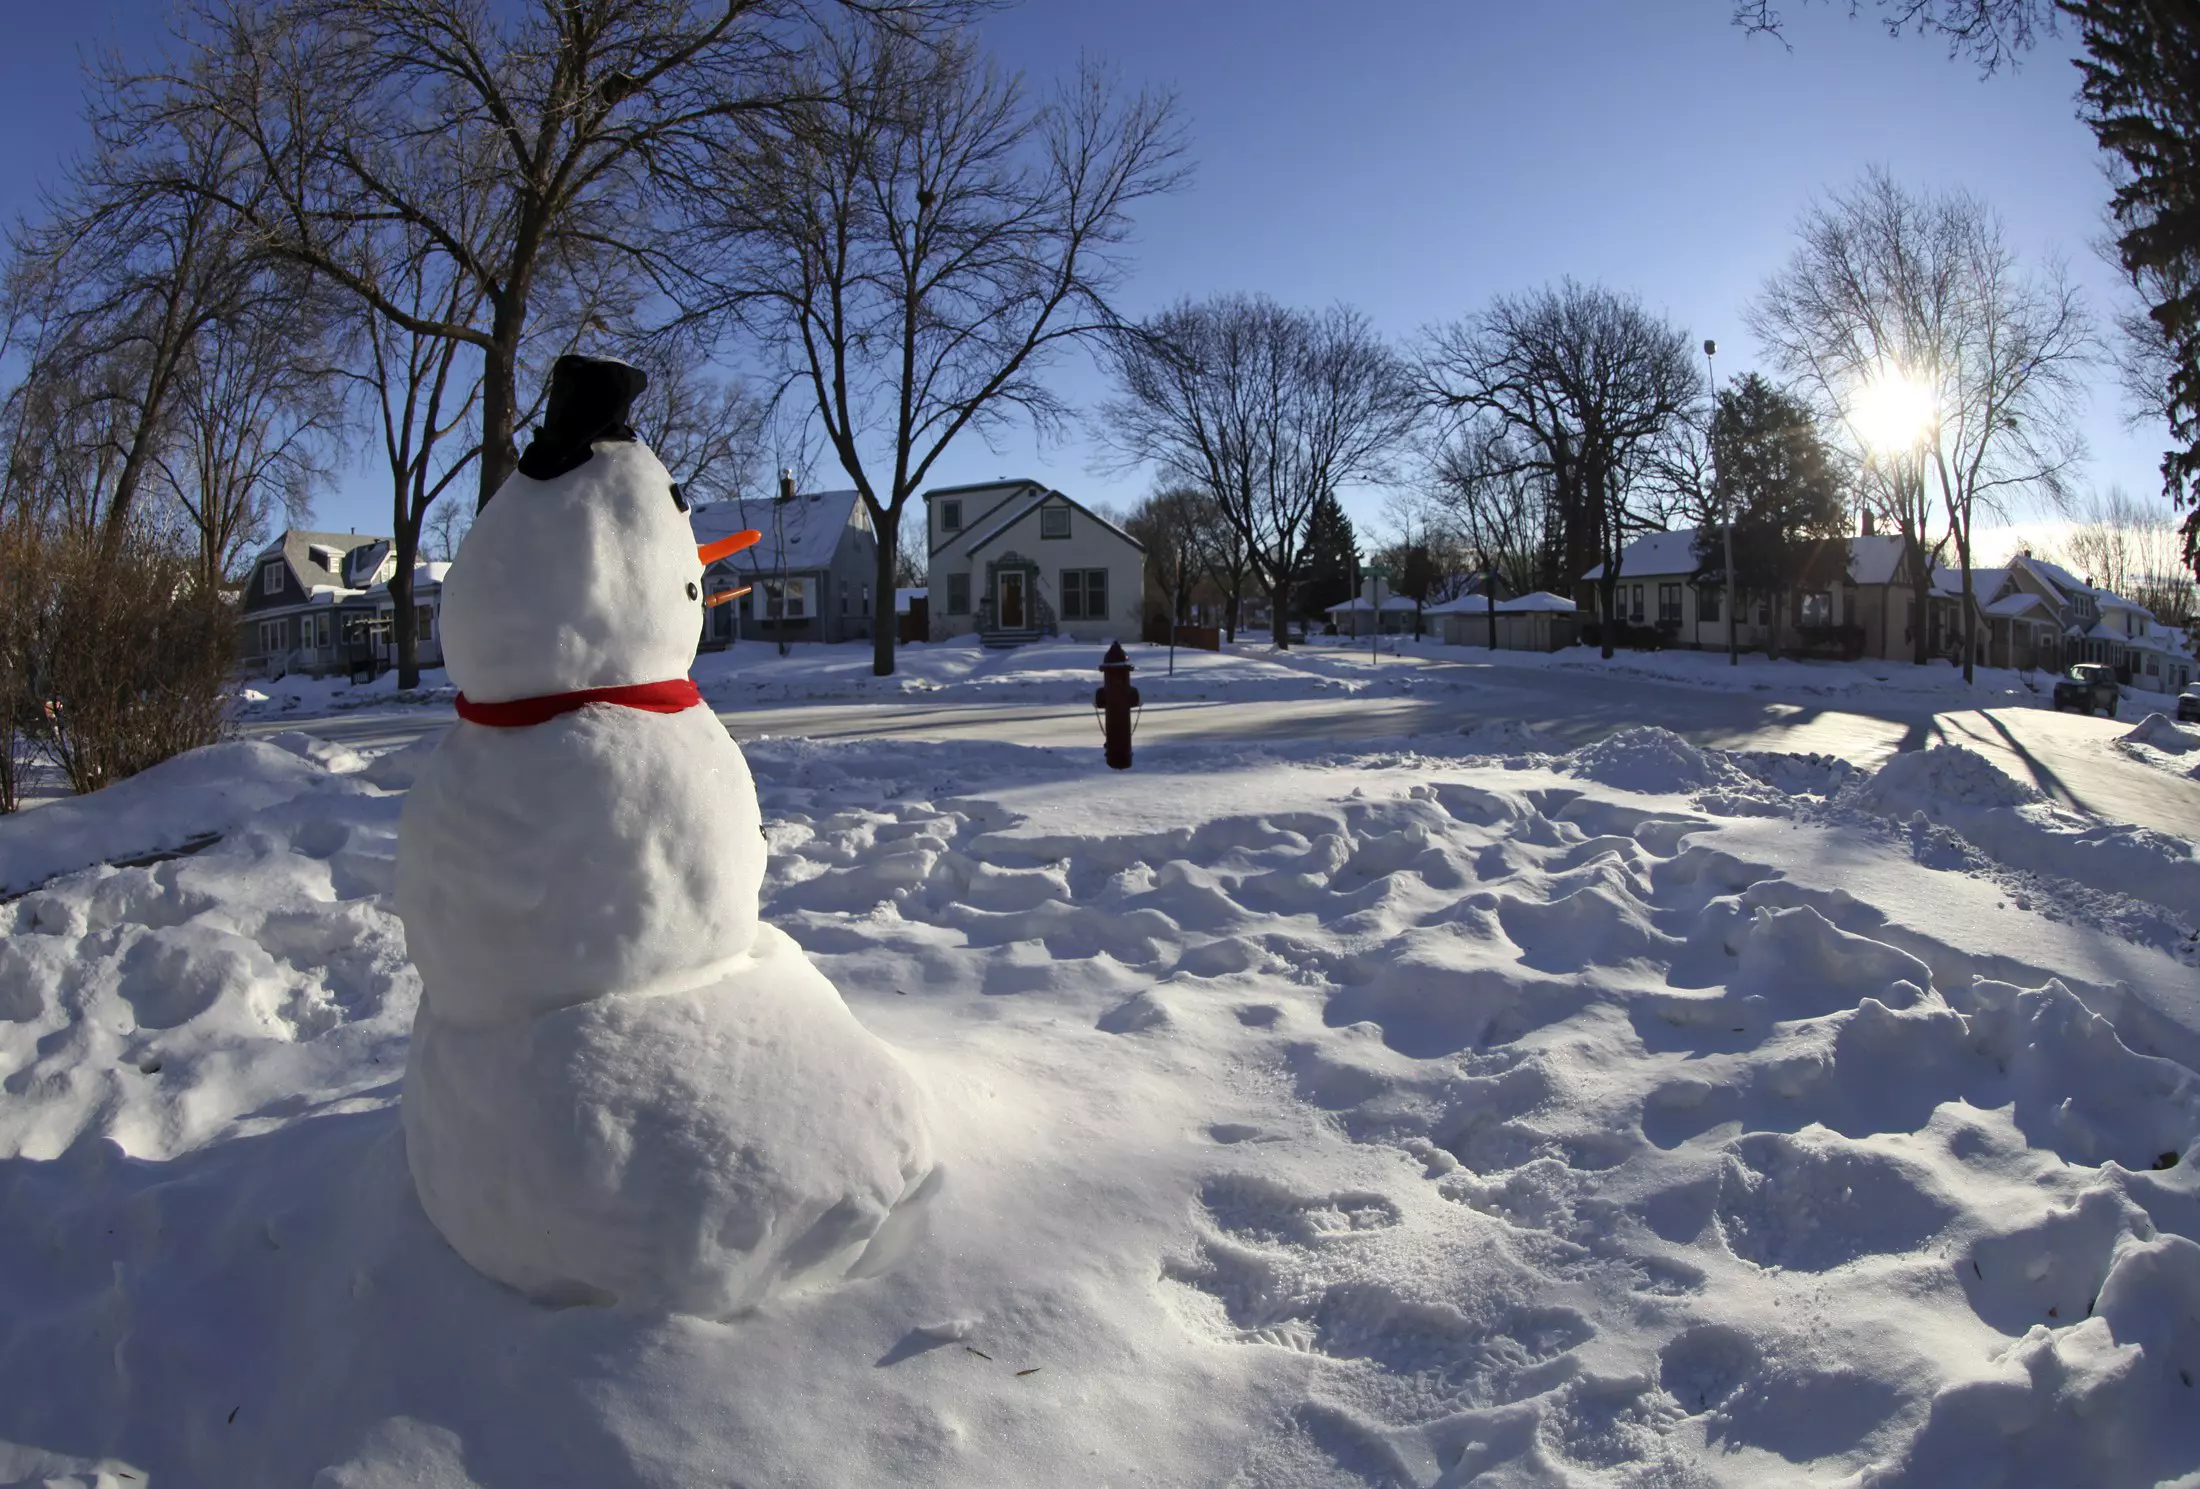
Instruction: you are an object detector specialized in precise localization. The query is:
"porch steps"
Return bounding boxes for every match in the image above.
[981,627,1044,649]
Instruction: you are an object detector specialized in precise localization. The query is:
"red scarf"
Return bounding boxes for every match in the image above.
[454,677,703,728]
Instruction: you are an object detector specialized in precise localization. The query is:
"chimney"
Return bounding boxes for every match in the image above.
[1860,509,1876,538]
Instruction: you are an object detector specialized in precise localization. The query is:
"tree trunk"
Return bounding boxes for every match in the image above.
[391,540,419,691]
[1908,563,1933,666]
[1269,573,1291,648]
[1485,579,1497,650]
[1958,531,1976,685]
[872,504,900,677]
[1599,573,1618,660]
[476,312,524,511]
[1223,583,1240,643]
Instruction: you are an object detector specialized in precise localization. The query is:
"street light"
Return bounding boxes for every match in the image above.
[1706,339,1737,667]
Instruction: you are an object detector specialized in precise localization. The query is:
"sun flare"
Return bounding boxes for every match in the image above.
[1850,369,1936,455]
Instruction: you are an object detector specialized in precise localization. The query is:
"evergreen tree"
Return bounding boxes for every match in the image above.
[1693,374,1851,653]
[2070,0,2200,574]
[1296,491,1360,620]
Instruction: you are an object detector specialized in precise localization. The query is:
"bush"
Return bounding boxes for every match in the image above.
[1,522,236,802]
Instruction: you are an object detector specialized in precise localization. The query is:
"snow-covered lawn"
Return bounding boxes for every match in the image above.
[231,632,2086,727]
[3,728,2199,1486]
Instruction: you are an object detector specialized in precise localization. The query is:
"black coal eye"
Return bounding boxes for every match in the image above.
[686,581,699,601]
[670,482,690,512]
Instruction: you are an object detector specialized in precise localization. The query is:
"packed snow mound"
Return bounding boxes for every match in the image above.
[2123,713,2200,755]
[0,739,373,898]
[1568,724,1737,793]
[404,924,936,1314]
[1848,744,2042,817]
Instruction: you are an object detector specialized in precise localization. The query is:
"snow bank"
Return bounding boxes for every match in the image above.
[2123,713,2200,755]
[2,731,2197,1485]
[0,739,373,898]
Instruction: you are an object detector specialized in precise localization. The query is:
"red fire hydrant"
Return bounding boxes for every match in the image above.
[1095,641,1141,770]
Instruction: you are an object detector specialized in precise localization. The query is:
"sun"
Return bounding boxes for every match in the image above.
[1850,369,1936,456]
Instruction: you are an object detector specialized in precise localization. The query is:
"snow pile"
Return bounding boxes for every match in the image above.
[0,739,372,898]
[2123,713,2199,755]
[2,729,2198,1484]
[1568,724,1740,793]
[1848,743,2043,816]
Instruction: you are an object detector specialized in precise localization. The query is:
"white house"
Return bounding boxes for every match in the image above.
[1430,591,1578,651]
[1324,595,1420,637]
[923,479,1145,646]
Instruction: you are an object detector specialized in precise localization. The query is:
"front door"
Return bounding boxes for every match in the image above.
[1000,572,1025,628]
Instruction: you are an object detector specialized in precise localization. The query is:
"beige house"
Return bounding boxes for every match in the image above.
[1579,527,1923,659]
[923,479,1146,646]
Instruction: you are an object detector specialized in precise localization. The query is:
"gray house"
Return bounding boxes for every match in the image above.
[923,478,1146,646]
[692,489,881,648]
[238,530,386,678]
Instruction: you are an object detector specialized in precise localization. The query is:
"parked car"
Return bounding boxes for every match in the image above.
[2179,682,2200,725]
[2053,662,2121,717]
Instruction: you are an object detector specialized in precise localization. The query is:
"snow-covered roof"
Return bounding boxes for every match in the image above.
[693,491,864,573]
[1326,595,1420,613]
[1846,534,1908,587]
[1498,591,1577,614]
[959,488,1144,557]
[1984,592,2048,621]
[2097,592,2150,614]
[1580,530,1704,582]
[358,562,451,600]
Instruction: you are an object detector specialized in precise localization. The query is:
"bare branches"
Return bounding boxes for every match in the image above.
[1100,295,1413,647]
[711,24,1186,674]
[1732,0,2060,74]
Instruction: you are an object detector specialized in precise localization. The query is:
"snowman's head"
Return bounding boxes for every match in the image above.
[439,358,726,702]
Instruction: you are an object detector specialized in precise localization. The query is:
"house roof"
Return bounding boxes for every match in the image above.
[1498,591,1577,613]
[693,491,865,573]
[1579,530,1704,582]
[260,530,384,592]
[1931,565,2009,600]
[1985,592,2048,620]
[922,478,1045,501]
[1327,595,1419,613]
[960,488,1144,557]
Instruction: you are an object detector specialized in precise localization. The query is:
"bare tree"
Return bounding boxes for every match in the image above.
[2,98,280,561]
[628,344,771,508]
[710,26,1184,674]
[2047,484,2197,624]
[1418,425,1551,648]
[1752,169,2091,679]
[1418,281,1700,658]
[1102,296,1412,647]
[341,236,487,690]
[148,0,968,513]
[1732,0,2058,72]
[154,276,341,588]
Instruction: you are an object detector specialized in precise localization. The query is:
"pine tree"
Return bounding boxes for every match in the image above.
[1296,492,1360,620]
[1694,374,1851,654]
[2069,0,2200,575]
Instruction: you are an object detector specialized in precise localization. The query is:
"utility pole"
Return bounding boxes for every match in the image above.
[1707,339,1736,667]
[775,467,795,657]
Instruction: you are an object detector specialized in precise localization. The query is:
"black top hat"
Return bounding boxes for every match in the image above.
[513,355,649,483]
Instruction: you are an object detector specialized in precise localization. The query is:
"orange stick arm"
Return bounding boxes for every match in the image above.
[703,585,752,608]
[697,530,763,564]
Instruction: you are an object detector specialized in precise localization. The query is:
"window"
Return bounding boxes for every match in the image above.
[315,613,331,649]
[946,572,970,615]
[763,579,809,619]
[861,584,871,616]
[262,562,284,596]
[1699,588,1721,624]
[1658,584,1682,626]
[1629,584,1644,622]
[1061,568,1109,620]
[1799,591,1833,627]
[417,605,435,642]
[941,500,963,533]
[1040,504,1071,539]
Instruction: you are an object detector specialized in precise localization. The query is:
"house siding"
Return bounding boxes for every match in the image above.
[925,483,1143,643]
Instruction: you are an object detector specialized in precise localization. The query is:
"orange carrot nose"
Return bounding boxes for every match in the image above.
[703,585,751,608]
[698,530,762,564]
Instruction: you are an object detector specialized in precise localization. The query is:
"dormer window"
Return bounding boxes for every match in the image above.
[1041,504,1070,539]
[262,562,284,596]
[941,500,963,533]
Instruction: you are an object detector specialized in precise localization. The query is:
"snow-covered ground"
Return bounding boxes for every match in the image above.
[4,724,2198,1486]
[231,634,2078,727]
[2119,713,2200,783]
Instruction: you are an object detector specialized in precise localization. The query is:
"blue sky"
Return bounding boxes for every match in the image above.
[2,1,2162,555]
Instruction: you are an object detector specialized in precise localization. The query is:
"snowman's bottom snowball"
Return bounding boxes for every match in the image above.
[402,925,937,1315]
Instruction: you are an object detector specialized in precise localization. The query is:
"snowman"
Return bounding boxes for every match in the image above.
[396,354,937,1316]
